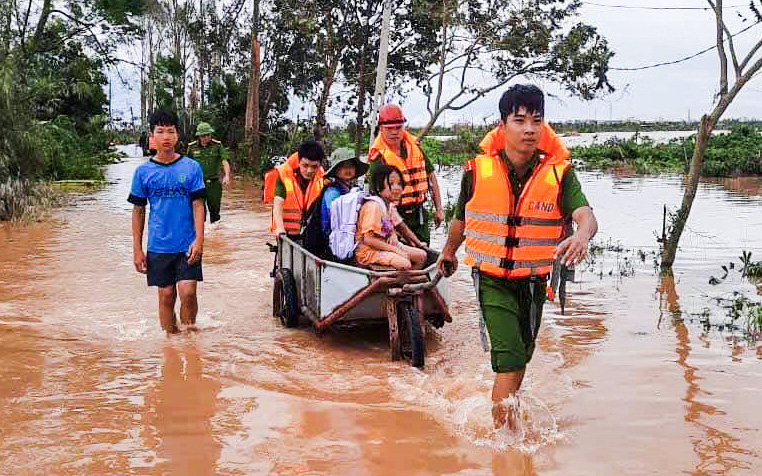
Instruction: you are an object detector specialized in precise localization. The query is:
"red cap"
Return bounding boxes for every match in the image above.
[378,104,406,125]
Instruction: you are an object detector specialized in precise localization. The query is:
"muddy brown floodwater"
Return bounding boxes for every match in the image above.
[1,146,761,475]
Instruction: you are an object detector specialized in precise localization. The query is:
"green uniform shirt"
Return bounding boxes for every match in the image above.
[187,140,230,180]
[455,149,588,220]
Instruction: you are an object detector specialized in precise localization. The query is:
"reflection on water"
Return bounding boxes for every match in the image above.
[0,146,761,474]
[659,276,758,473]
[143,340,221,474]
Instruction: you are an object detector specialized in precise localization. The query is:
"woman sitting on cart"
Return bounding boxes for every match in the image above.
[303,148,368,257]
[354,164,427,270]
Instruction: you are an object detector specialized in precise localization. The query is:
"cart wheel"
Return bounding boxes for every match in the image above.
[397,301,425,368]
[273,268,299,328]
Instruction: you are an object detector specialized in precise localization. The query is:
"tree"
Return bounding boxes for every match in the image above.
[417,0,614,138]
[340,0,439,152]
[660,0,762,271]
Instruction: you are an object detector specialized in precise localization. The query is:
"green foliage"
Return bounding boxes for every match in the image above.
[572,125,762,176]
[419,136,473,167]
[39,116,114,181]
[572,136,689,173]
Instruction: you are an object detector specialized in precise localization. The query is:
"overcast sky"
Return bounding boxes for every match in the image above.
[110,0,762,127]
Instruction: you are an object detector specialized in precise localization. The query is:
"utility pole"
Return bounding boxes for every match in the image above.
[245,0,261,171]
[368,0,393,141]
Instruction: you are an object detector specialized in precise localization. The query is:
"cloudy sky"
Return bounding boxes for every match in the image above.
[110,0,762,127]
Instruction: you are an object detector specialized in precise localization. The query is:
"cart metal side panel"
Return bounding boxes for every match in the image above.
[302,250,321,317]
[320,264,371,319]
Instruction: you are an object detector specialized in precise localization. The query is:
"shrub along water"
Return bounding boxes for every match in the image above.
[572,125,762,176]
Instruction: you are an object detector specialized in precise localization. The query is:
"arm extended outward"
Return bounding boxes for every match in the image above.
[554,206,597,267]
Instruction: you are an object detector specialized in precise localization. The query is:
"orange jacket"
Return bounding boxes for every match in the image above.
[368,129,429,207]
[478,122,568,159]
[271,152,325,234]
[463,149,571,279]
[262,168,278,204]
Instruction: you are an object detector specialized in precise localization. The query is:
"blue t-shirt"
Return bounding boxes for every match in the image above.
[127,156,206,253]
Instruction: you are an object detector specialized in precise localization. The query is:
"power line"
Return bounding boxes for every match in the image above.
[611,20,761,71]
[584,1,748,10]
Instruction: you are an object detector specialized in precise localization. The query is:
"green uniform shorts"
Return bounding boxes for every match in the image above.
[205,178,222,223]
[397,203,430,245]
[473,270,547,373]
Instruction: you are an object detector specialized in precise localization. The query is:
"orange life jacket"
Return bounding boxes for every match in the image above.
[271,152,325,234]
[463,150,571,279]
[478,122,568,159]
[262,168,278,204]
[368,129,429,207]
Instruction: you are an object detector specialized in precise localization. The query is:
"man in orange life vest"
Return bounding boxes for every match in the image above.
[368,104,444,245]
[438,84,598,429]
[271,139,325,239]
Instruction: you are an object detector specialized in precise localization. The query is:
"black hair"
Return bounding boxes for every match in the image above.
[298,139,326,163]
[370,164,405,196]
[498,84,544,121]
[149,109,179,132]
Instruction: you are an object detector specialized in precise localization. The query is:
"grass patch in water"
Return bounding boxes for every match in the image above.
[695,250,762,339]
[0,178,55,221]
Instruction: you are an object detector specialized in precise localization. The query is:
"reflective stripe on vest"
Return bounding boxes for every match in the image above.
[368,129,429,207]
[463,152,571,279]
[271,152,324,234]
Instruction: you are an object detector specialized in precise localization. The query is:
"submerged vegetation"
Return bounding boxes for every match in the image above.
[417,123,762,176]
[572,124,762,176]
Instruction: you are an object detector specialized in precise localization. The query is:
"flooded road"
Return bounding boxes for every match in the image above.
[1,145,761,475]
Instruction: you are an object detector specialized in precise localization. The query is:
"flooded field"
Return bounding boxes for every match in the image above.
[0,145,760,475]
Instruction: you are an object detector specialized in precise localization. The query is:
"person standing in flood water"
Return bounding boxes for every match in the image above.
[128,109,206,334]
[438,84,598,428]
[367,104,445,245]
[186,122,231,224]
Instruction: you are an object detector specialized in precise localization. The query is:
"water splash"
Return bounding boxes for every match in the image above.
[389,368,563,453]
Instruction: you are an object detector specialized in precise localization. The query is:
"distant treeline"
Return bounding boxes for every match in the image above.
[421,119,762,136]
[550,119,762,134]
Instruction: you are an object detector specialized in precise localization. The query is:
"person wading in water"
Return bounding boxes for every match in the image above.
[438,84,598,429]
[128,109,206,334]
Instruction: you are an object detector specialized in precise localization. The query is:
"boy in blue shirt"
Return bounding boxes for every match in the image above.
[128,109,206,334]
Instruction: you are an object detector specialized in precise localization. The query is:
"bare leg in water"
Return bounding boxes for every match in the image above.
[157,285,179,334]
[177,280,199,331]
[492,369,525,429]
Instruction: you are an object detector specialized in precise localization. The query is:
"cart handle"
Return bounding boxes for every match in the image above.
[388,271,443,294]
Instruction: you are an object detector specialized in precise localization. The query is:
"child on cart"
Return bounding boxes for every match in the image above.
[354,164,427,270]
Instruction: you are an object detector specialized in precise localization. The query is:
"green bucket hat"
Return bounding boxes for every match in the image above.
[196,122,214,136]
[325,147,369,179]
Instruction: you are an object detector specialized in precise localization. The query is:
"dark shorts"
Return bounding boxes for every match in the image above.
[147,251,203,287]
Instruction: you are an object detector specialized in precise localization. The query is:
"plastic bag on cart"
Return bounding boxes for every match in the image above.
[328,187,367,260]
